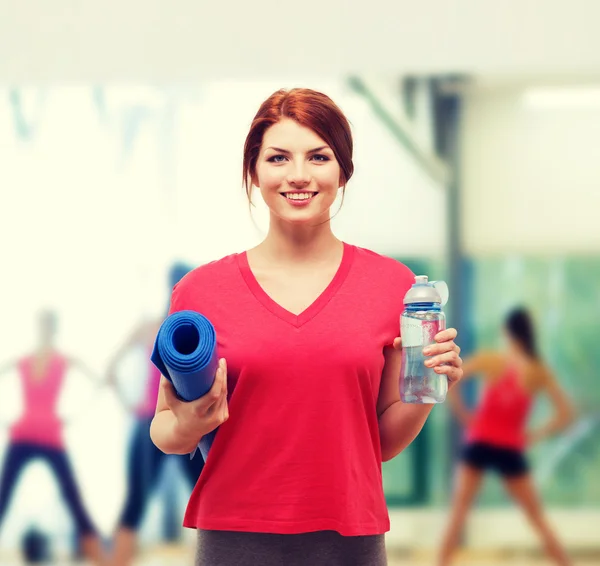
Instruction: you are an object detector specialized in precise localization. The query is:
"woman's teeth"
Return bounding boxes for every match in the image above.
[284,192,316,200]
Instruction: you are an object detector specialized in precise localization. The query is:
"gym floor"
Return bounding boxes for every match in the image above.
[2,543,598,564]
[123,544,600,566]
[135,544,600,565]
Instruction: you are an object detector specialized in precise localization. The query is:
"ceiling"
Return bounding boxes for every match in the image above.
[1,0,599,84]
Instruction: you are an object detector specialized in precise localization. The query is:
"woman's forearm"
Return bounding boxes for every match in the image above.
[448,388,474,426]
[530,409,575,444]
[378,401,434,462]
[150,410,201,455]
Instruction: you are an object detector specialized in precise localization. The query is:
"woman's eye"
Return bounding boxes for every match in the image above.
[312,154,330,162]
[267,155,287,163]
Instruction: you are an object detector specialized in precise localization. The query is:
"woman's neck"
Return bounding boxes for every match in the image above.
[34,343,54,358]
[507,347,536,368]
[259,220,342,266]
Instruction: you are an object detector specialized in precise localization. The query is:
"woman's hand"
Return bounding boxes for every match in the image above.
[161,358,229,442]
[392,327,463,389]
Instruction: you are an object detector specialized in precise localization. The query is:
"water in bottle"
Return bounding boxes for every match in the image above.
[400,275,449,404]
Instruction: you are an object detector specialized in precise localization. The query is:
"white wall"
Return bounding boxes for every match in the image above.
[461,84,600,255]
[0,81,445,345]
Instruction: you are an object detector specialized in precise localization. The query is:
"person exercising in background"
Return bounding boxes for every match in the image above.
[0,310,106,565]
[108,263,205,566]
[438,307,575,566]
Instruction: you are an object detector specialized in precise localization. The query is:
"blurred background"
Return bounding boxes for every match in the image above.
[0,0,599,564]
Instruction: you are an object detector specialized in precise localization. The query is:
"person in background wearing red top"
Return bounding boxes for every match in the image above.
[108,263,204,566]
[150,88,464,566]
[0,310,106,565]
[439,307,575,566]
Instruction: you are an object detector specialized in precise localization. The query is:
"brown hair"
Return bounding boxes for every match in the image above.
[242,88,354,204]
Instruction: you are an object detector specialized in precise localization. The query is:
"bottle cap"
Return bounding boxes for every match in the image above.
[403,275,449,306]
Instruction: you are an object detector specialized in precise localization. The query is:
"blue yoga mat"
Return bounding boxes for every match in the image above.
[150,310,220,461]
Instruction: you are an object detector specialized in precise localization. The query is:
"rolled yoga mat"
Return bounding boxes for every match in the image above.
[150,310,220,461]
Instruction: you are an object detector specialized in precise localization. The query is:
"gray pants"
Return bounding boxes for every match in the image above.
[195,529,387,566]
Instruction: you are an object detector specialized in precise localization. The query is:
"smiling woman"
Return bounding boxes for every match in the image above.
[149,87,463,566]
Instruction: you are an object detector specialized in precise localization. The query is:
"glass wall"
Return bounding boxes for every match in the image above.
[383,255,600,507]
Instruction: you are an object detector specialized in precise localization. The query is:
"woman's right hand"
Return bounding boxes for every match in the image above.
[161,358,229,442]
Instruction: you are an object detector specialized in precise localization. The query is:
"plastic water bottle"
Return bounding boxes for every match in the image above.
[400,275,449,404]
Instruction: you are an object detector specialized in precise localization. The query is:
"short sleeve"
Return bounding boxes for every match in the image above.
[167,281,183,316]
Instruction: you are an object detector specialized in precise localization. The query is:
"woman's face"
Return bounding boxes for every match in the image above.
[253,118,342,226]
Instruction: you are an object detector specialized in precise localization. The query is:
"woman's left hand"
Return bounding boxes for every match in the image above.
[392,328,463,389]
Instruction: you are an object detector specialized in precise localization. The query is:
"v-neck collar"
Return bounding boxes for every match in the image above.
[238,242,355,328]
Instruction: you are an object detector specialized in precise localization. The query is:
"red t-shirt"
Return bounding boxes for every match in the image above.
[169,242,414,536]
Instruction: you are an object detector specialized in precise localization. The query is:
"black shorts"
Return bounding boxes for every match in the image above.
[462,441,529,478]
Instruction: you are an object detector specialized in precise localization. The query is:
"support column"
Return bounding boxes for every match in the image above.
[431,77,476,483]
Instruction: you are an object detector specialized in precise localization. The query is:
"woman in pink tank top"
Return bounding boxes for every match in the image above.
[0,310,106,565]
[438,308,575,566]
